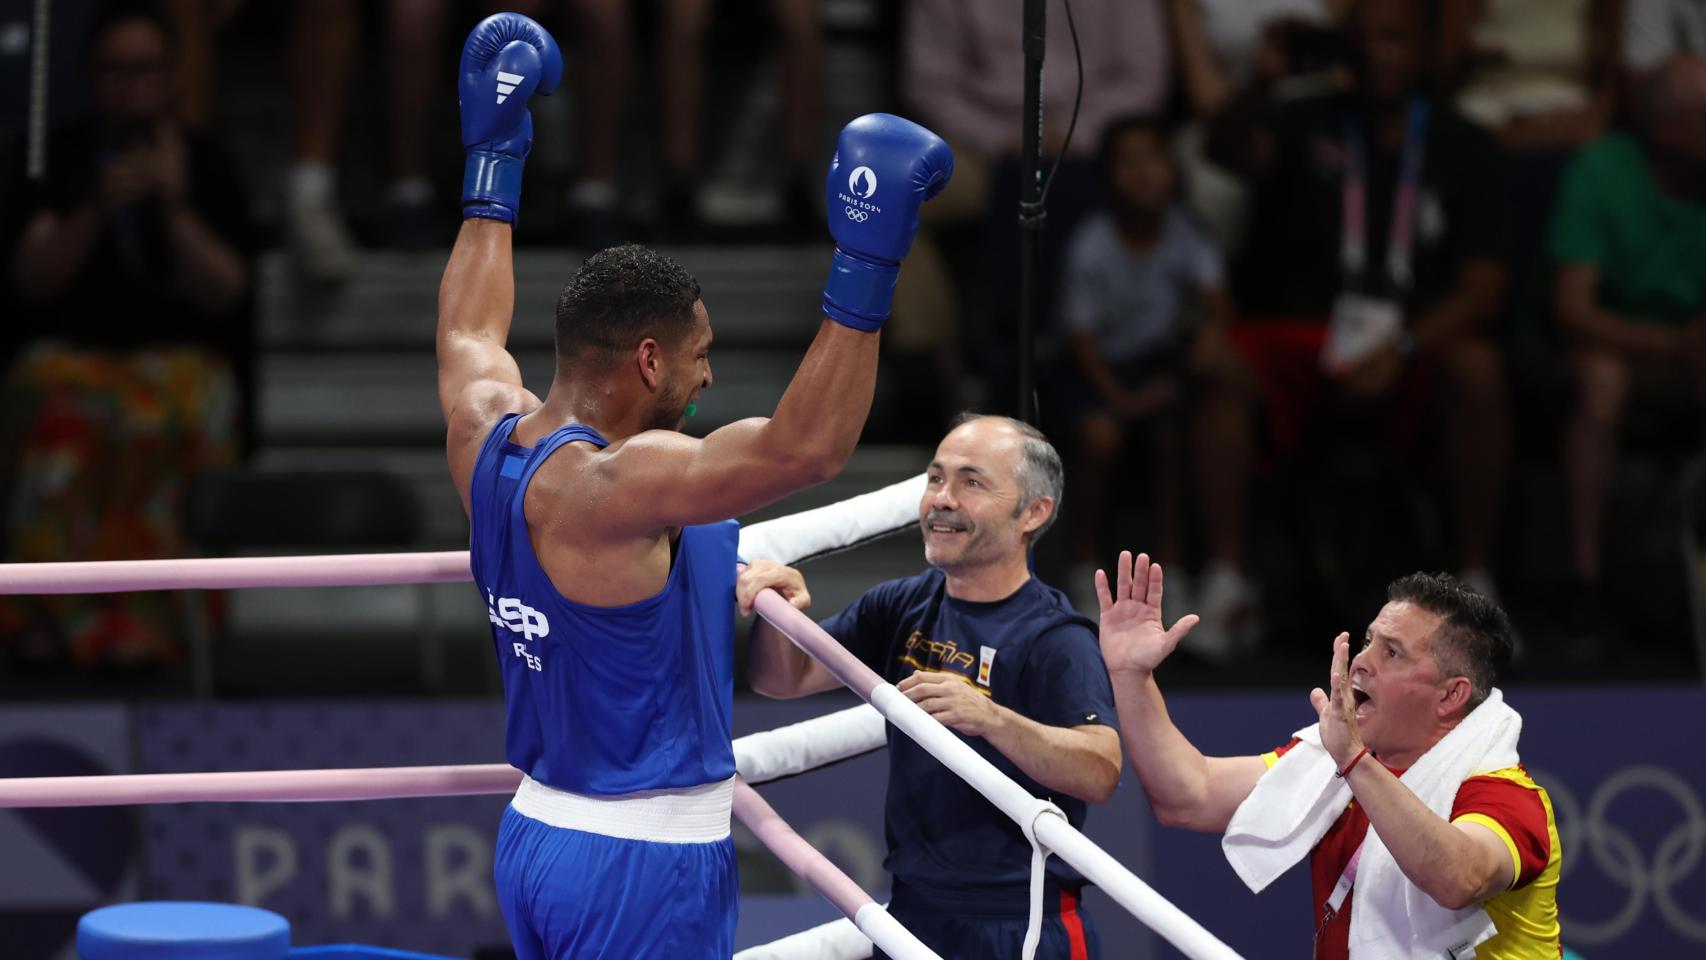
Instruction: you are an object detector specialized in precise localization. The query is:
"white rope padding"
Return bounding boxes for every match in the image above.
[854,903,924,960]
[734,914,876,960]
[738,474,925,566]
[734,704,886,785]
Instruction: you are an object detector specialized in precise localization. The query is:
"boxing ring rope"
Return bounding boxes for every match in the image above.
[0,551,475,595]
[0,762,519,807]
[0,475,931,596]
[0,471,1239,958]
[733,779,931,959]
[0,704,887,809]
[0,706,925,957]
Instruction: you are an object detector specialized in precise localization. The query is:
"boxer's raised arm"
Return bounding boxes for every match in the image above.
[437,14,561,506]
[584,114,954,532]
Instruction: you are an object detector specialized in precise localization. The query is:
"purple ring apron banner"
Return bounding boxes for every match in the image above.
[1,689,1702,959]
[0,705,137,960]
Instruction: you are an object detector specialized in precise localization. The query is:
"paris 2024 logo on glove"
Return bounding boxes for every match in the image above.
[841,166,880,222]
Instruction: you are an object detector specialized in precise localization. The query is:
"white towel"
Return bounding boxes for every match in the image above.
[1222,689,1523,960]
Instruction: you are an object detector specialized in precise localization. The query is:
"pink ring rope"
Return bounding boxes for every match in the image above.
[0,763,520,808]
[0,765,880,943]
[0,768,880,941]
[0,549,1230,957]
[0,766,879,947]
[733,778,870,920]
[0,552,473,594]
[0,552,889,936]
[751,588,884,700]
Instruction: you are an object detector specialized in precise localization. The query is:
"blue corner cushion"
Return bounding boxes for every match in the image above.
[78,902,291,960]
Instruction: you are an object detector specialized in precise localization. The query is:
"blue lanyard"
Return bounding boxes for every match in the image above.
[1341,97,1430,291]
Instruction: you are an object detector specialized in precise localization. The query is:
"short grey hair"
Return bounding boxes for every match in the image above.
[949,412,1064,543]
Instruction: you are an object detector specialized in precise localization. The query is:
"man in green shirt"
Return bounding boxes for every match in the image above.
[1551,53,1706,632]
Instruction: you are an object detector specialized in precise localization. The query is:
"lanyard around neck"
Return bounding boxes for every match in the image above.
[1341,97,1430,292]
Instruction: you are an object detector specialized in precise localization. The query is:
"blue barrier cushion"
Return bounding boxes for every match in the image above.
[78,902,291,960]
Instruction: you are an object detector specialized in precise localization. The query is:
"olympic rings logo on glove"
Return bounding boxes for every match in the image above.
[843,206,869,223]
[1533,764,1706,946]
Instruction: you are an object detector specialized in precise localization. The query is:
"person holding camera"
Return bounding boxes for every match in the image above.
[1,3,255,675]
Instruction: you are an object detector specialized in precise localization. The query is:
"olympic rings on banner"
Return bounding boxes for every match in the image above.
[1534,765,1706,946]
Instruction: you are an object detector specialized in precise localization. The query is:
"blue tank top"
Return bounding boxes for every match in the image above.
[467,414,738,795]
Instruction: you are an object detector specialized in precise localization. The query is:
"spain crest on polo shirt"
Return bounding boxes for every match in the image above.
[977,645,995,687]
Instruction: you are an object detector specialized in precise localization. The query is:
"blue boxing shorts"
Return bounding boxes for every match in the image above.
[494,776,738,960]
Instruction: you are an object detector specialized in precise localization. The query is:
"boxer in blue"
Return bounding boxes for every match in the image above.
[435,13,951,959]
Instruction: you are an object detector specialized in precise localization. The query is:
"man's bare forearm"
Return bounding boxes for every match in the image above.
[755,320,881,481]
[747,617,838,698]
[1343,757,1507,909]
[1109,668,1218,824]
[438,219,516,346]
[983,709,1121,804]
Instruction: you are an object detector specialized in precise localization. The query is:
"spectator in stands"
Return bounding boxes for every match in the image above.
[0,1,255,673]
[1439,1,1621,336]
[1552,54,1706,639]
[1056,115,1233,613]
[1623,0,1706,76]
[549,0,822,246]
[1166,0,1353,250]
[896,0,1171,418]
[286,0,473,273]
[1193,0,1510,656]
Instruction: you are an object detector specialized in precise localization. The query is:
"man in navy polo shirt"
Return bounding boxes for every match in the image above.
[744,413,1123,959]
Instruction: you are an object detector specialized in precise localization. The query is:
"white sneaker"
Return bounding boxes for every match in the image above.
[1191,562,1258,663]
[288,201,359,282]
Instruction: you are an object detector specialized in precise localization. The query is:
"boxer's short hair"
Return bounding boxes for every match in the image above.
[556,244,701,368]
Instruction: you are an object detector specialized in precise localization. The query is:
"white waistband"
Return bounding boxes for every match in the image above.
[510,774,734,844]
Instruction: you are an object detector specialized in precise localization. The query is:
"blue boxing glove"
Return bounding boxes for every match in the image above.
[822,114,954,331]
[459,13,563,223]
